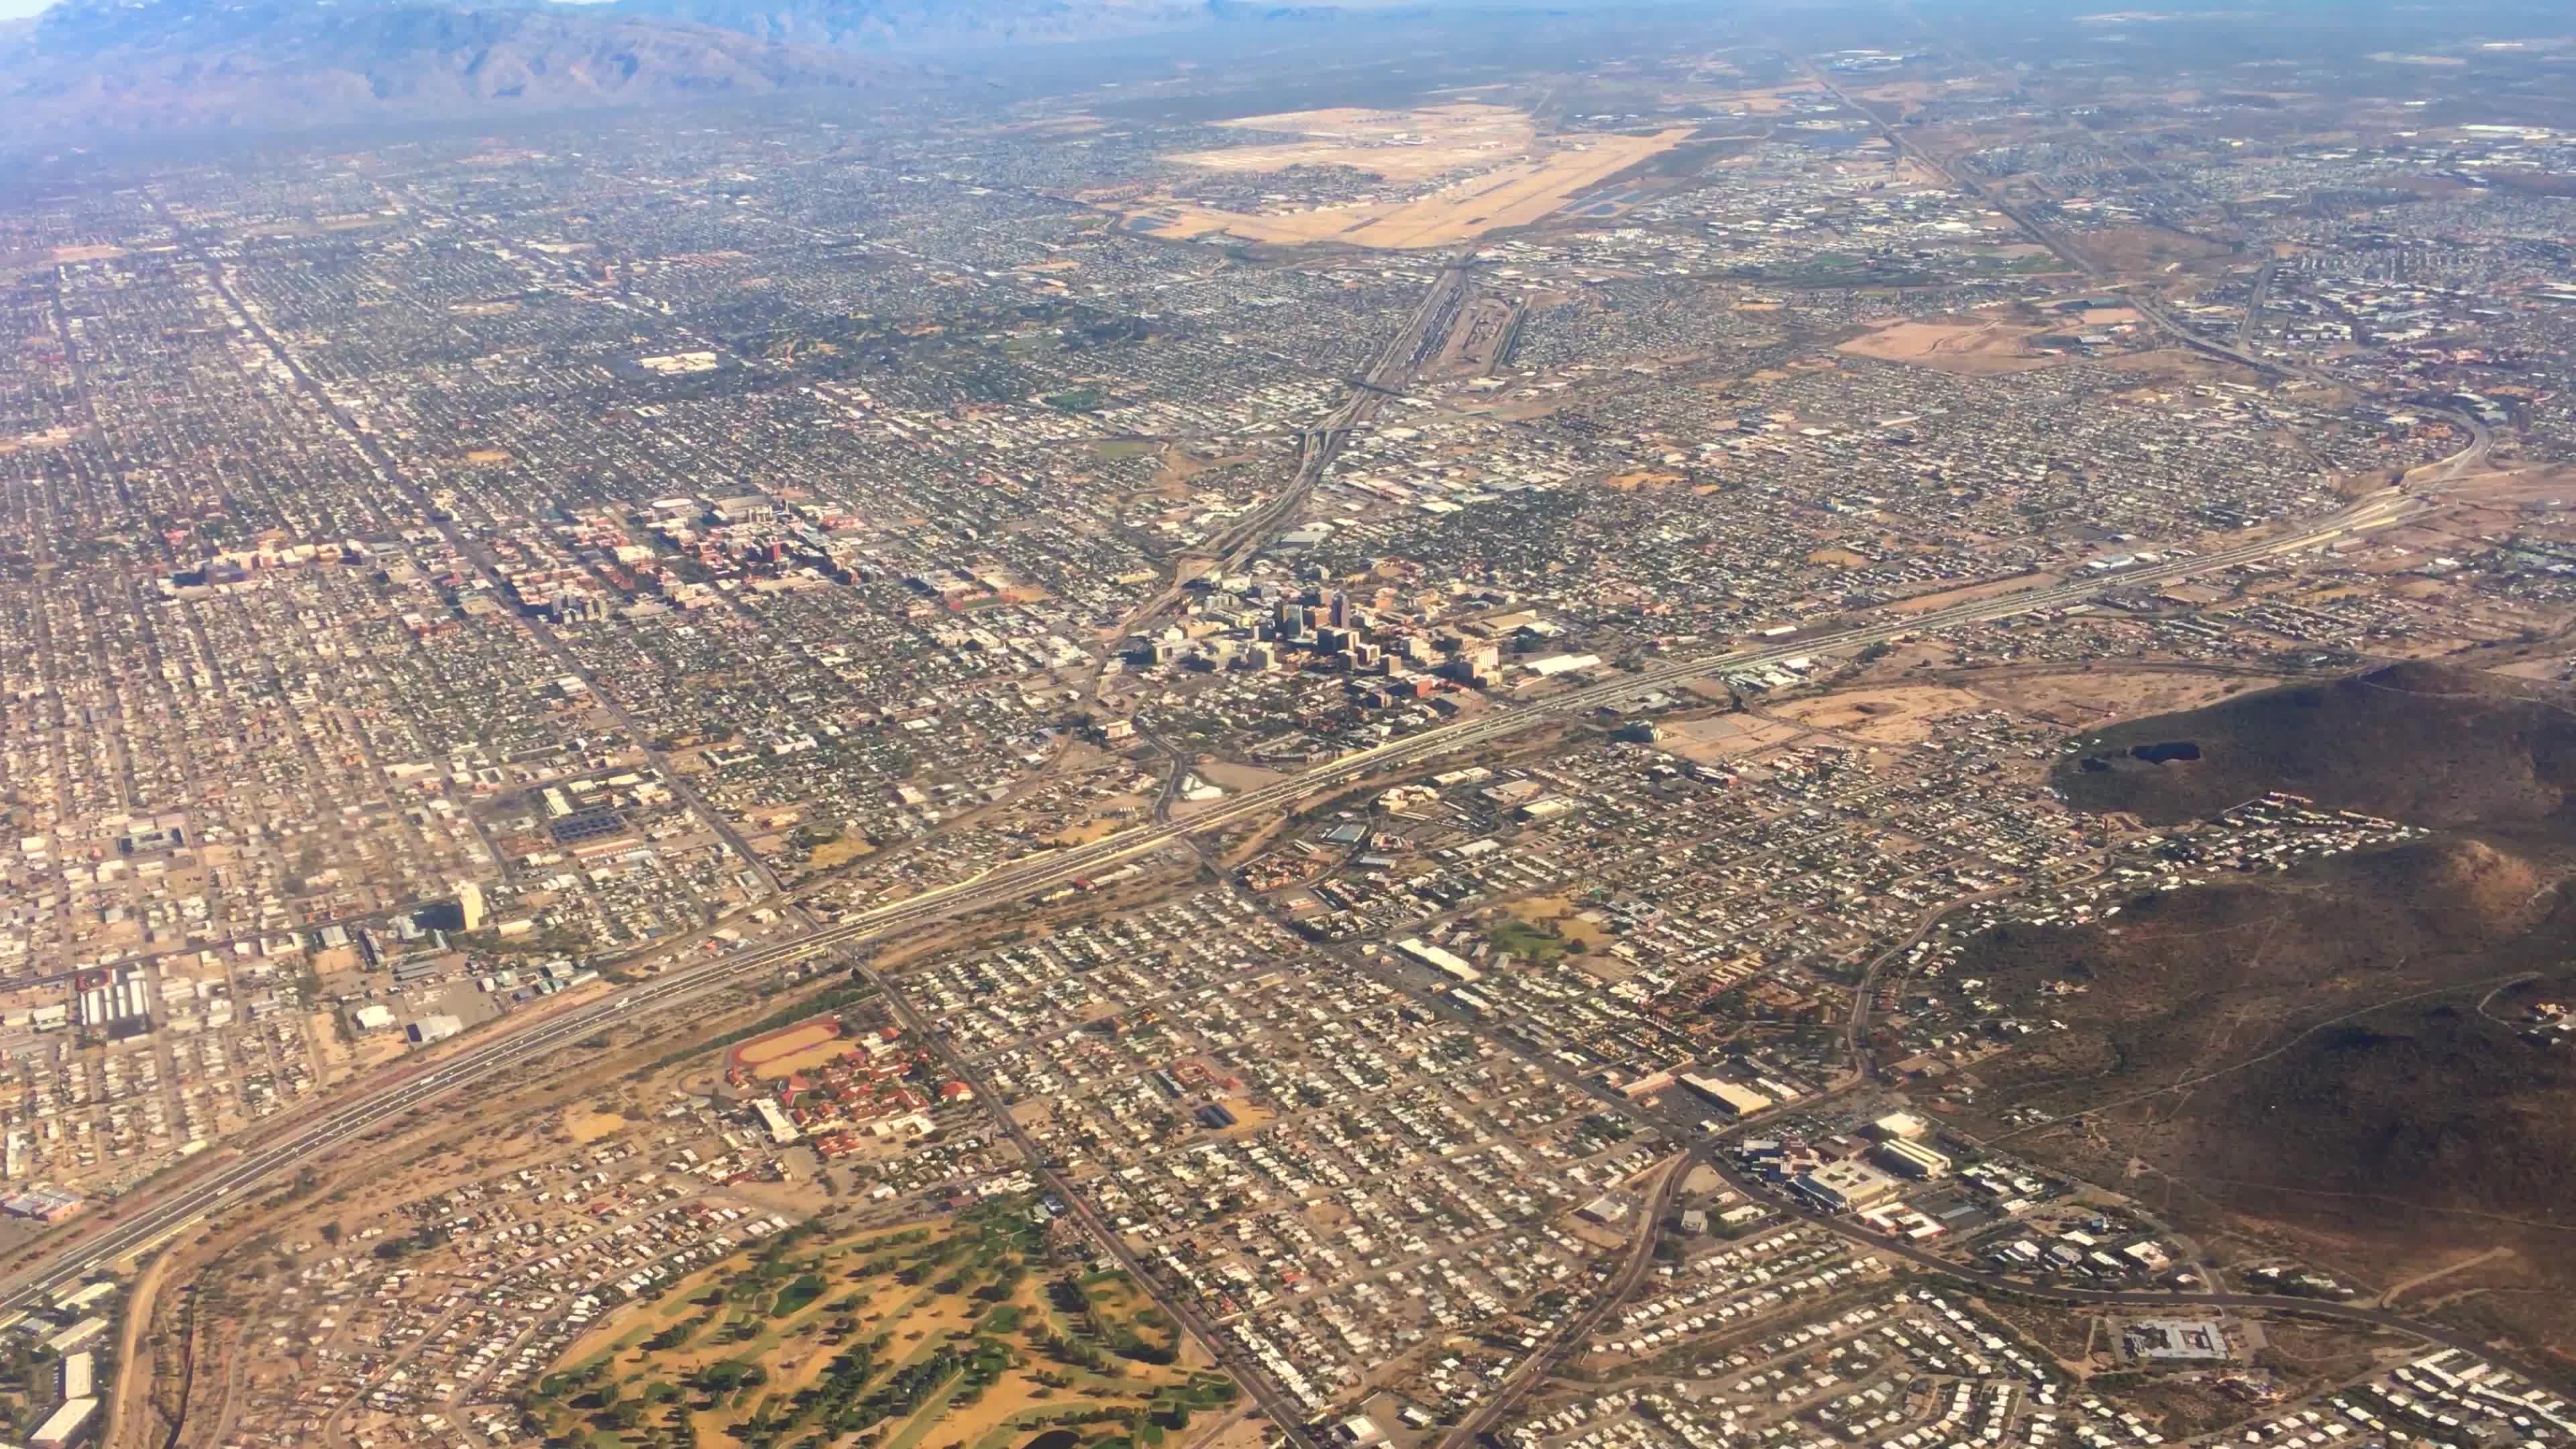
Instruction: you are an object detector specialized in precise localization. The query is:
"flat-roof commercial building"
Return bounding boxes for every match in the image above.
[32,1395,97,1448]
[1794,1159,1903,1214]
[753,1098,802,1145]
[1680,1072,1774,1119]
[46,1316,107,1356]
[1870,1111,1930,1140]
[60,1349,95,1401]
[1396,936,1483,983]
[1876,1139,1953,1181]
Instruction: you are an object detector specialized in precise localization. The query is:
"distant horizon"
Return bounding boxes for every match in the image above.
[3,0,2576,1432]
[0,0,1592,25]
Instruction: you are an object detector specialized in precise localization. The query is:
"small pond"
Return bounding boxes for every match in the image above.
[2127,741,2202,764]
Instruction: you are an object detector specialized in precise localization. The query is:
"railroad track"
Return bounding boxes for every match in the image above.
[0,486,2430,1326]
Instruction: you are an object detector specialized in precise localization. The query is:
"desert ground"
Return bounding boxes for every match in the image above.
[1772,685,1987,745]
[1128,104,1695,249]
[1837,317,2071,374]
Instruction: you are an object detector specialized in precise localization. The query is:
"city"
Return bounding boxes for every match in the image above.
[0,3,2573,1448]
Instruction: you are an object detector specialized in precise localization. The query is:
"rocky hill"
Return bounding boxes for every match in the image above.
[2054,661,2576,827]
[1960,830,2576,1360]
[1966,663,2576,1374]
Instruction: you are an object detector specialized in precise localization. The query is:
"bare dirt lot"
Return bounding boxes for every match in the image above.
[732,1020,849,1081]
[2077,224,2235,272]
[1836,317,2069,374]
[1886,570,2059,616]
[1508,894,1615,949]
[1963,666,2287,731]
[564,1106,629,1144]
[1658,711,1809,763]
[1195,759,1292,793]
[1773,686,1985,745]
[751,1038,863,1080]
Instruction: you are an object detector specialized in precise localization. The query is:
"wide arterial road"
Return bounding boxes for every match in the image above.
[0,486,2425,1316]
[1114,259,1472,634]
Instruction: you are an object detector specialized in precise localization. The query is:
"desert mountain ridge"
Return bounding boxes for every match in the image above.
[0,0,1404,140]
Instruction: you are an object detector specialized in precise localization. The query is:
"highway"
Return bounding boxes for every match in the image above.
[56,139,2494,1435]
[1114,258,1472,635]
[0,483,2427,1318]
[1806,60,2500,483]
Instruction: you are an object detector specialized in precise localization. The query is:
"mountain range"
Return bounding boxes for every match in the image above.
[606,0,1246,50]
[0,0,1377,142]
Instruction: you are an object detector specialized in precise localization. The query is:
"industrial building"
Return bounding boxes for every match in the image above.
[74,967,152,1040]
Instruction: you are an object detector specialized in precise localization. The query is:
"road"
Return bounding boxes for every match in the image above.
[4,193,2457,1341]
[1115,260,1472,635]
[2239,257,2279,347]
[1689,1149,2549,1381]
[1173,792,2534,1432]
[1440,1152,1691,1449]
[0,484,2428,1318]
[1806,62,2500,478]
[1144,722,1194,825]
[1841,883,2021,1079]
[158,203,786,904]
[1364,926,2546,1405]
[63,168,2505,1434]
[857,959,1332,1449]
[1252,790,2547,1419]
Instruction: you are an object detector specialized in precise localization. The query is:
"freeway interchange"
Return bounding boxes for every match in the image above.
[0,482,2426,1326]
[0,477,2496,1449]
